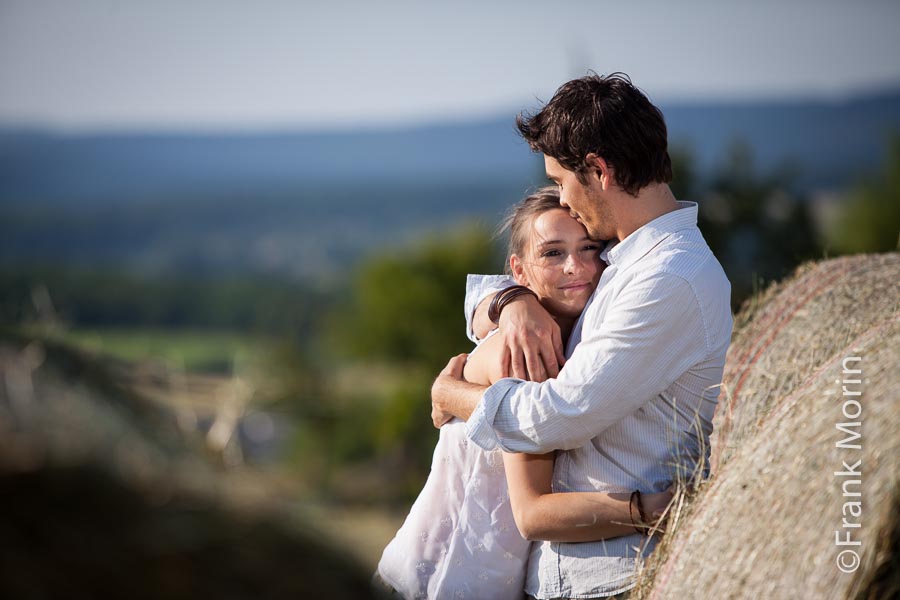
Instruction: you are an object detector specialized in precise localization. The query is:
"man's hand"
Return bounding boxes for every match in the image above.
[431,354,487,428]
[431,354,467,427]
[498,294,565,382]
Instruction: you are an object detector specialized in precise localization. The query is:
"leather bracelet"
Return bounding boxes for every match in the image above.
[488,285,538,324]
[635,490,649,534]
[629,490,642,535]
[488,286,525,324]
[497,287,538,319]
[487,289,507,324]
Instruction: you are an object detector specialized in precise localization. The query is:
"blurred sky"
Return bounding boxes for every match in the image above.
[2,0,900,131]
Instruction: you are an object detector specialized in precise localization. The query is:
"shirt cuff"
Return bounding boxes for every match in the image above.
[464,274,515,343]
[465,377,521,451]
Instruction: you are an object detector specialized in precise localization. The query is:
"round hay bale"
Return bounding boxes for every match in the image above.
[633,253,899,600]
[0,333,382,600]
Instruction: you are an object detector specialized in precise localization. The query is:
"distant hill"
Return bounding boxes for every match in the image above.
[2,88,899,205]
[662,88,900,189]
[1,88,898,278]
[0,119,538,206]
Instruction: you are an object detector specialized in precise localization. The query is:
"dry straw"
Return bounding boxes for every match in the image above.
[632,253,899,600]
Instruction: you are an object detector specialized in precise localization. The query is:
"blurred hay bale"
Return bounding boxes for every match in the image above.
[633,253,899,600]
[0,332,381,600]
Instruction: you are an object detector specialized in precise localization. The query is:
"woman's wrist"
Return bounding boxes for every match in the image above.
[488,285,538,324]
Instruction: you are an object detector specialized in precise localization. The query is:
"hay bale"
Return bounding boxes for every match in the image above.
[0,332,381,600]
[633,253,899,600]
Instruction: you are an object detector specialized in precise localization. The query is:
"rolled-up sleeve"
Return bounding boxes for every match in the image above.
[467,272,709,453]
[464,274,515,343]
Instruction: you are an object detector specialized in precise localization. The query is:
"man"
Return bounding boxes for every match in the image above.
[431,73,733,599]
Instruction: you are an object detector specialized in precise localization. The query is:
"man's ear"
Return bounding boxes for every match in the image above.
[510,254,529,287]
[585,153,613,190]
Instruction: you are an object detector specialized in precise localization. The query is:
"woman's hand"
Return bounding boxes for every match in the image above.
[497,294,565,382]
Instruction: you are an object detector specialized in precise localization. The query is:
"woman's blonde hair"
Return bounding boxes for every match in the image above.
[497,186,564,275]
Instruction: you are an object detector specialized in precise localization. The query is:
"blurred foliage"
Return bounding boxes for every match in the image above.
[51,328,268,374]
[828,134,900,254]
[328,224,501,372]
[673,142,820,308]
[268,225,502,502]
[0,267,327,335]
[669,143,698,202]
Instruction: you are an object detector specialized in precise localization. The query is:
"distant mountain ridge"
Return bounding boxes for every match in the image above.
[0,119,536,206]
[2,88,900,206]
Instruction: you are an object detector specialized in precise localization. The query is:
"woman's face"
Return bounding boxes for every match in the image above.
[511,208,604,318]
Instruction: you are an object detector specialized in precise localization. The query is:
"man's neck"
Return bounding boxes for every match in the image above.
[612,183,679,242]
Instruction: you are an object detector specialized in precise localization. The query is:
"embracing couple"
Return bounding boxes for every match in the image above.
[376,73,733,599]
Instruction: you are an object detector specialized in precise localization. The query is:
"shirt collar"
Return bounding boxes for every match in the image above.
[605,201,698,269]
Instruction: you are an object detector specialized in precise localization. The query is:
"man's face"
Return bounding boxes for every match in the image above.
[544,155,613,240]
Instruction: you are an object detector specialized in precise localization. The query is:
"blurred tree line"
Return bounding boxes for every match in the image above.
[274,226,501,501]
[827,135,900,254]
[674,134,899,307]
[671,141,820,308]
[0,267,328,334]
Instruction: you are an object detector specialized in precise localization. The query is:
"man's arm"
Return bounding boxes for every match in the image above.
[431,354,485,426]
[466,273,710,453]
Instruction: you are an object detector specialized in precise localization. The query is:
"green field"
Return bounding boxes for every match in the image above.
[48,327,272,374]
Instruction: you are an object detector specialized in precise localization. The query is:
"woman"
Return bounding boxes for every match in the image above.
[376,188,670,599]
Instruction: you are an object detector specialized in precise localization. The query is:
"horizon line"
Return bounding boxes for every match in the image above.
[2,82,899,137]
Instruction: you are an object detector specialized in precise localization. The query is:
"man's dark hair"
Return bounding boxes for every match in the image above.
[516,72,672,196]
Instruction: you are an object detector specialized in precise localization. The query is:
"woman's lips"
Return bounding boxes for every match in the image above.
[559,282,591,291]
